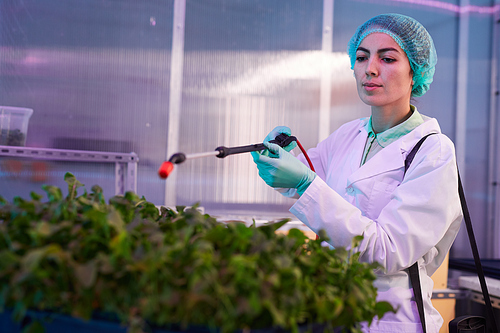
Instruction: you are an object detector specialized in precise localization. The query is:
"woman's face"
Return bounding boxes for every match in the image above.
[353,32,413,110]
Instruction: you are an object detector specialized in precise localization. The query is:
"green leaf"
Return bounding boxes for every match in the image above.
[35,221,51,237]
[286,228,308,244]
[21,320,45,333]
[175,205,186,213]
[42,185,63,202]
[334,247,348,262]
[316,229,329,241]
[73,260,97,288]
[21,244,62,273]
[263,299,286,327]
[257,219,289,238]
[137,201,160,220]
[91,185,103,194]
[351,235,364,248]
[85,209,108,225]
[107,207,125,233]
[0,250,19,271]
[373,301,397,322]
[64,172,84,200]
[204,225,230,244]
[30,192,43,201]
[90,185,105,204]
[124,191,141,203]
[110,231,131,259]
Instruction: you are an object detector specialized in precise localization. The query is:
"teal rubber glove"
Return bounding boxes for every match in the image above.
[251,142,316,196]
[264,126,297,152]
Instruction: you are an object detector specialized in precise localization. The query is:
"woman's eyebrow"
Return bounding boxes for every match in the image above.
[356,46,400,54]
[378,47,400,54]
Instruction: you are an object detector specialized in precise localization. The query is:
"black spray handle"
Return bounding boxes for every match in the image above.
[215,133,297,158]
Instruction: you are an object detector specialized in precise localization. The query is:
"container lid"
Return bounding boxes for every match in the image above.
[0,106,34,117]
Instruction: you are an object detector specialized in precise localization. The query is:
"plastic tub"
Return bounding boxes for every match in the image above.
[0,106,33,146]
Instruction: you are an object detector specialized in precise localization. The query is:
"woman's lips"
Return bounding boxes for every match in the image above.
[363,83,382,91]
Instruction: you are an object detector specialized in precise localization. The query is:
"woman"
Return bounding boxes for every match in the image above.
[251,14,463,333]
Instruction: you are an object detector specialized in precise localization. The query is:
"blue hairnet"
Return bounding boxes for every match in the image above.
[347,13,437,97]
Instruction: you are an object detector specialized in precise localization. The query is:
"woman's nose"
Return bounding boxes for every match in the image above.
[365,58,378,76]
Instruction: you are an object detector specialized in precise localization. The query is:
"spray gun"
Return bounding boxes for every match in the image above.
[157,133,316,178]
[158,133,305,179]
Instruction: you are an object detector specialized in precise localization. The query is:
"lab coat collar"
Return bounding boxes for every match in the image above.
[347,116,441,185]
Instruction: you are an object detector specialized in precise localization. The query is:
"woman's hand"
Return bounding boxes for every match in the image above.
[264,126,297,153]
[251,142,315,195]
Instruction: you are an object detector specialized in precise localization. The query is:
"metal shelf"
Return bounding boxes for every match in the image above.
[0,145,139,195]
[432,288,468,300]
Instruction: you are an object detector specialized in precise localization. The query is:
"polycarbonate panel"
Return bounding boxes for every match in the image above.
[176,0,323,216]
[177,52,317,215]
[0,0,173,204]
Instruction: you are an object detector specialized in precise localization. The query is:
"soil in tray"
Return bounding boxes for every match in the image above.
[0,129,26,146]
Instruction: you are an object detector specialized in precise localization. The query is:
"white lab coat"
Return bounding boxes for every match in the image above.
[281,115,463,333]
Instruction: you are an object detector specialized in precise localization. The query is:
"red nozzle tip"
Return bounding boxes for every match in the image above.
[158,161,174,179]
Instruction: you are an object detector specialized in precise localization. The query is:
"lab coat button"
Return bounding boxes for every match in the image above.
[346,186,354,194]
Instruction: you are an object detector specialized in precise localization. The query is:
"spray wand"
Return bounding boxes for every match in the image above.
[158,133,315,179]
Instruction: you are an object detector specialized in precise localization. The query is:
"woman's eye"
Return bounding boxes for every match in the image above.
[382,58,395,63]
[356,56,367,62]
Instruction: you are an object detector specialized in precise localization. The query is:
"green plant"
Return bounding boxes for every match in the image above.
[0,173,394,333]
